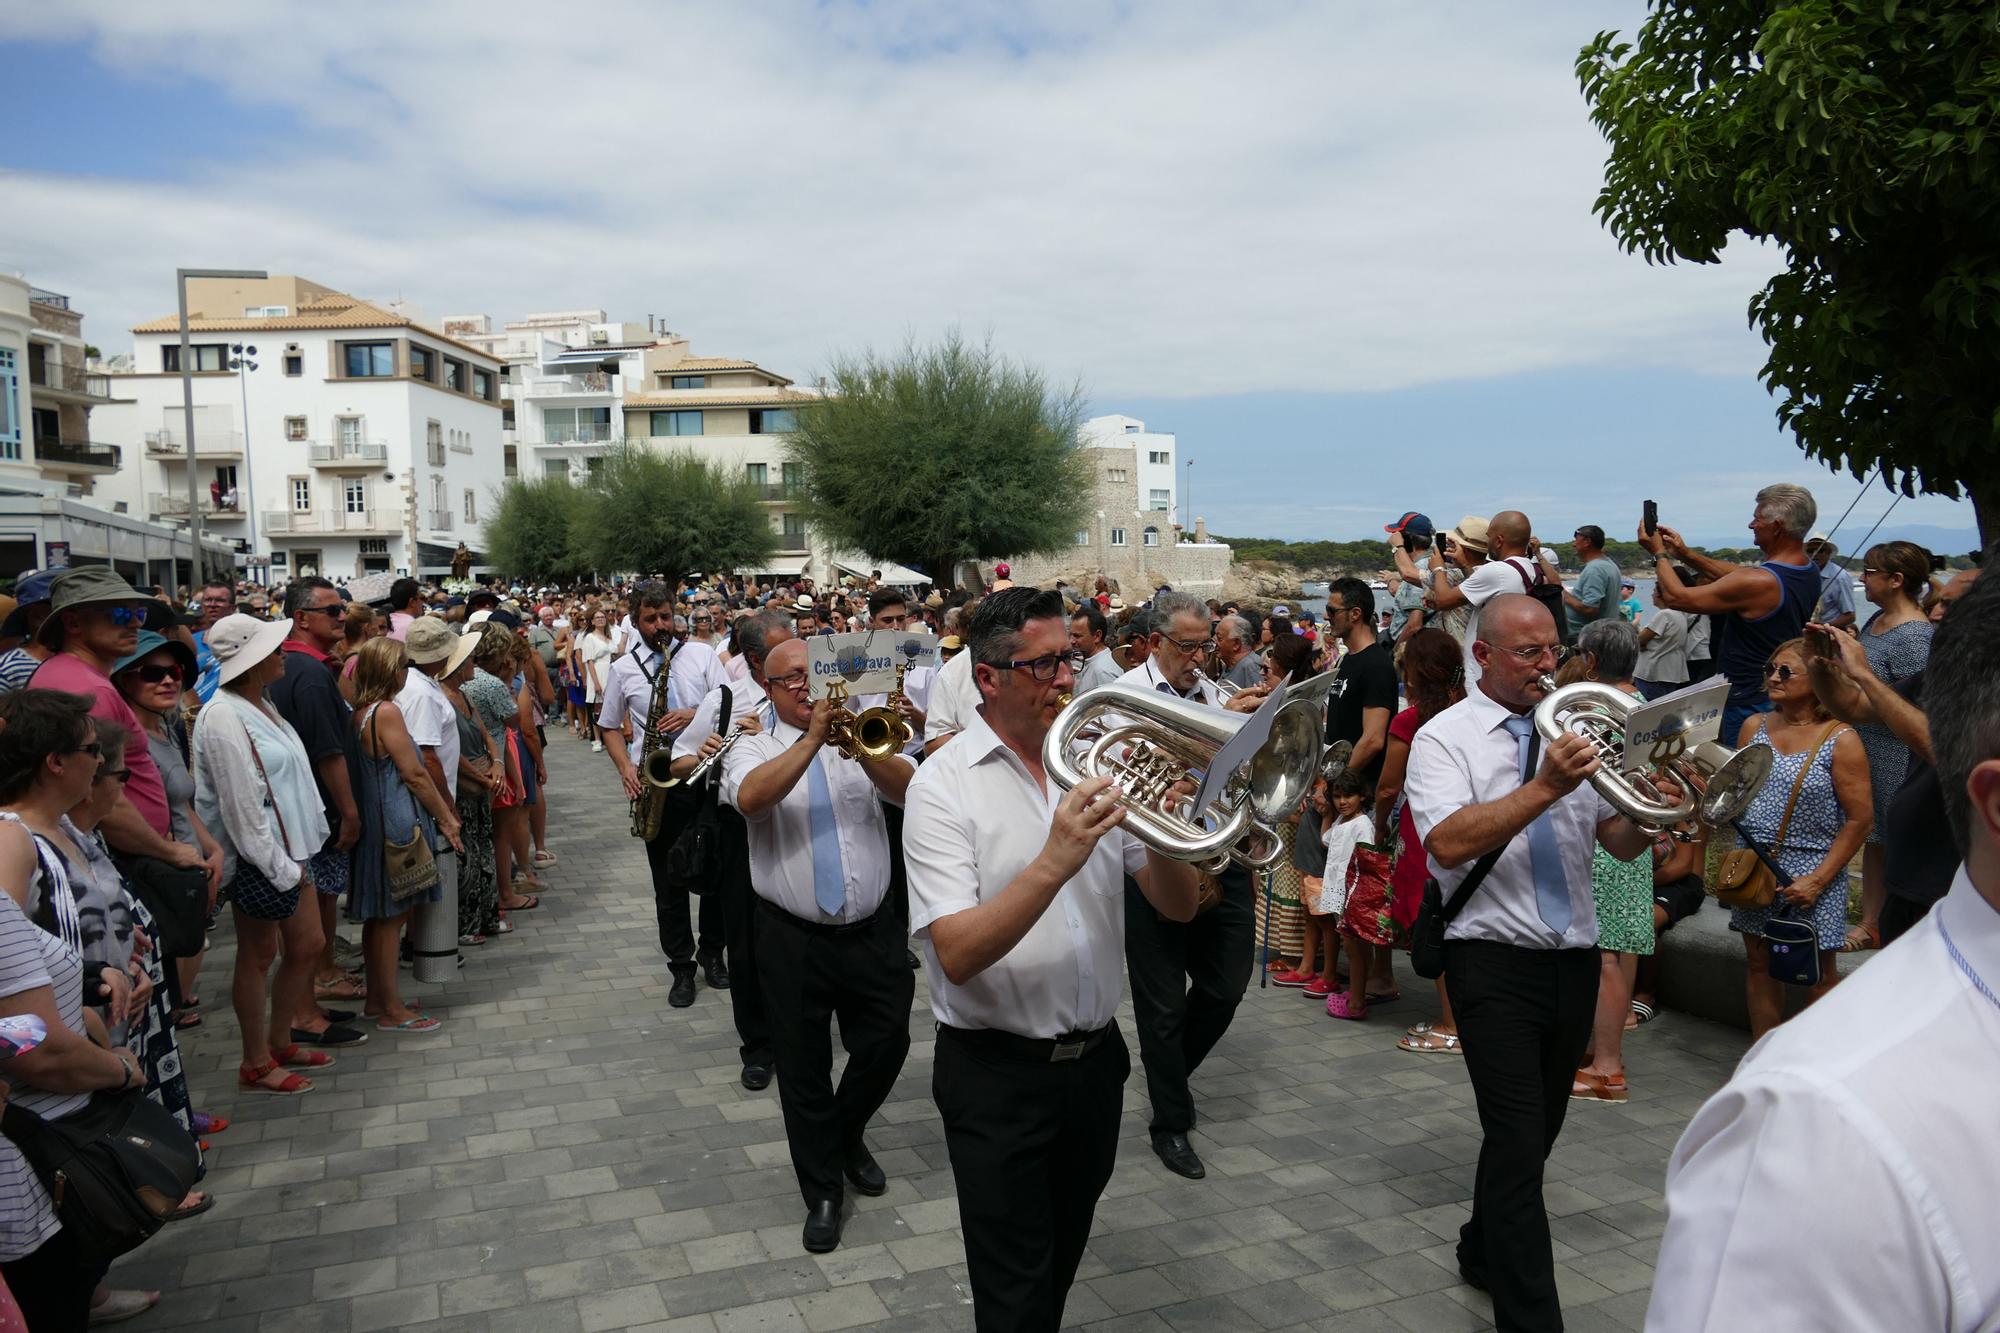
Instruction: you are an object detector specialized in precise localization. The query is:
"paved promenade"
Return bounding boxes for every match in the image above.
[123,728,1752,1332]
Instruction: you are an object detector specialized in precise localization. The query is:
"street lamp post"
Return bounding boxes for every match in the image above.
[230,343,259,581]
[177,267,266,586]
[1184,456,1194,536]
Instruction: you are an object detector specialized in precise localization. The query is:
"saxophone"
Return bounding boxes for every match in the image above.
[630,646,676,840]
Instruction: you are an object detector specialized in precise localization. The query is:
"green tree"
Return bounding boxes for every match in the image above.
[785,331,1092,587]
[1578,3,2000,542]
[483,474,589,582]
[571,446,777,587]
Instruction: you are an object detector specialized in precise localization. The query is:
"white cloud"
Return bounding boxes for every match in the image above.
[3,0,1782,398]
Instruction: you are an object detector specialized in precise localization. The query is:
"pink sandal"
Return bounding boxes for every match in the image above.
[1326,992,1369,1021]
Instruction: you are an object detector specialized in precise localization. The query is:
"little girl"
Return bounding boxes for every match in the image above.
[1283,779,1341,996]
[1308,771,1371,1001]
[1323,769,1394,1021]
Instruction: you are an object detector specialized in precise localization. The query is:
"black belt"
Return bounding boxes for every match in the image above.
[755,895,884,937]
[937,1021,1114,1064]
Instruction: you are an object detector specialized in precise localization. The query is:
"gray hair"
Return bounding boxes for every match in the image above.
[1927,560,1997,856]
[1149,590,1209,632]
[732,611,790,672]
[1577,617,1639,684]
[1215,613,1251,648]
[1755,483,1818,540]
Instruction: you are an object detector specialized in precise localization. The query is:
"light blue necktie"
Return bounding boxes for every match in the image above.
[1501,715,1572,936]
[806,755,846,918]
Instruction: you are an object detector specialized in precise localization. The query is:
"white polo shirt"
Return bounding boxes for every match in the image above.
[394,668,461,800]
[921,647,981,745]
[596,638,724,765]
[719,716,913,923]
[904,709,1146,1038]
[1404,683,1615,950]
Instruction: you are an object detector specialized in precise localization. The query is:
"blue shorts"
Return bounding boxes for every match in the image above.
[309,845,350,898]
[514,733,540,807]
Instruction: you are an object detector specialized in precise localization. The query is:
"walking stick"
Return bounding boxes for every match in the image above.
[1259,866,1274,989]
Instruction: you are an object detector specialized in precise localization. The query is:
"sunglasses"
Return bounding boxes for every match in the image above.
[75,741,103,759]
[97,768,132,785]
[103,606,146,628]
[1764,663,1797,682]
[130,663,187,686]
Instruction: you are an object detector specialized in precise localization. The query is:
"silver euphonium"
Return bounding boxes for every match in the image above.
[1531,676,1772,834]
[1044,672,1338,873]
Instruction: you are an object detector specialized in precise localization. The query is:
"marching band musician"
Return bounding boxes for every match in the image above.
[904,588,1200,1331]
[667,610,793,1090]
[596,582,726,1010]
[717,638,916,1254]
[1117,588,1271,1181]
[850,587,933,968]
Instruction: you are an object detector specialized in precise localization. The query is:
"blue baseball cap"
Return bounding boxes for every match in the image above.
[1384,511,1435,540]
[0,568,60,639]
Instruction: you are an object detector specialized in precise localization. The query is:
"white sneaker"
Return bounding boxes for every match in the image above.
[590,739,602,753]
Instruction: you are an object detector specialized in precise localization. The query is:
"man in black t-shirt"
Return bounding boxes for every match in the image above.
[1323,577,1398,793]
[268,576,367,1047]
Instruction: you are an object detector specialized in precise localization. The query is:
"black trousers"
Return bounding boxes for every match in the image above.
[882,800,911,932]
[934,1023,1129,1333]
[713,809,771,1066]
[1444,940,1600,1333]
[1880,893,1934,947]
[642,805,723,974]
[755,901,913,1208]
[1123,866,1255,1134]
[0,1224,99,1332]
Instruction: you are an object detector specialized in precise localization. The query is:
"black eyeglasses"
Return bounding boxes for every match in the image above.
[1008,651,1084,682]
[769,669,810,692]
[1158,633,1217,656]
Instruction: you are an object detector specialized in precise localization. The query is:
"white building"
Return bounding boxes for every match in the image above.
[1083,413,1177,522]
[94,275,505,581]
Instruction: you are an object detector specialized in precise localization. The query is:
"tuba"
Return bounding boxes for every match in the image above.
[630,649,677,840]
[1044,672,1338,873]
[1531,677,1772,834]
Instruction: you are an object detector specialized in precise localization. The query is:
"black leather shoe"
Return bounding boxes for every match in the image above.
[667,973,697,1009]
[740,1063,773,1091]
[1150,1131,1205,1180]
[701,955,731,990]
[843,1147,886,1197]
[905,948,921,970]
[802,1199,843,1253]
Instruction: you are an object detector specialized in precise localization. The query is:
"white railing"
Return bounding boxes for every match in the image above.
[522,373,615,398]
[150,493,247,519]
[263,509,388,534]
[308,440,390,464]
[145,429,245,456]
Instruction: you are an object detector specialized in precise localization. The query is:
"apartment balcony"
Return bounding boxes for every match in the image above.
[262,509,396,536]
[774,535,810,555]
[753,483,805,503]
[33,438,122,472]
[427,510,454,531]
[27,360,117,406]
[308,440,390,466]
[150,493,249,521]
[538,423,618,446]
[145,429,245,460]
[521,373,617,399]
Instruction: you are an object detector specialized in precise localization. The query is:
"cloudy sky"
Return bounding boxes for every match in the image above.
[1,1,1975,548]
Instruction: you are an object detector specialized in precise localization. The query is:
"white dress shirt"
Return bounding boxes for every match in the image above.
[718,716,914,922]
[1074,647,1122,696]
[1405,685,1614,950]
[921,648,981,745]
[671,680,767,762]
[1647,868,1997,1332]
[904,709,1147,1038]
[1122,657,1222,706]
[596,638,725,765]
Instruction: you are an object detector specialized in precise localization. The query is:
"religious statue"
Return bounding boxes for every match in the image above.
[451,541,472,581]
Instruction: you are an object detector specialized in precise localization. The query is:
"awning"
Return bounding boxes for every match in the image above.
[545,348,624,370]
[739,557,807,578]
[830,555,929,587]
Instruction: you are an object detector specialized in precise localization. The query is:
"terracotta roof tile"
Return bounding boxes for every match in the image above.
[131,295,498,362]
[623,387,819,409]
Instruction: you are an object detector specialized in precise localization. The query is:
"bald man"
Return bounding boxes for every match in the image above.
[1409,510,1548,683]
[1405,594,1666,1329]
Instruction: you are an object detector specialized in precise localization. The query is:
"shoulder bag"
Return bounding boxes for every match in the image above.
[223,713,302,922]
[664,686,733,898]
[1509,557,1574,644]
[1761,900,1822,986]
[1409,723,1546,978]
[1709,721,1838,910]
[0,1088,202,1264]
[371,706,441,903]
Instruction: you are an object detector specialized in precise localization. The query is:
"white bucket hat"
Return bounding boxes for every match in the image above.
[206,612,293,686]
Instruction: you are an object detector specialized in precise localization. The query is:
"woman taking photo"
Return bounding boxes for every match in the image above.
[1841,540,1935,953]
[1725,638,1872,1039]
[347,639,461,1033]
[193,614,343,1096]
[0,690,159,1330]
[111,632,225,1032]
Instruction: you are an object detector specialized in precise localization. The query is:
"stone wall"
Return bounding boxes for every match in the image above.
[1006,443,1232,597]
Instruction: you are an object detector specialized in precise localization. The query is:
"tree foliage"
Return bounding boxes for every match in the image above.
[568,447,777,585]
[1578,2,2000,540]
[483,475,590,583]
[785,330,1093,586]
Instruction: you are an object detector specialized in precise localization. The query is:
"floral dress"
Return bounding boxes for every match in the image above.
[1856,614,1932,844]
[1591,847,1655,954]
[1727,720,1855,951]
[452,697,500,939]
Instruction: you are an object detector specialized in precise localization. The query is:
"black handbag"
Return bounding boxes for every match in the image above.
[223,719,303,922]
[1409,848,1503,980]
[664,687,732,898]
[117,855,210,958]
[1763,900,1822,987]
[0,1089,202,1264]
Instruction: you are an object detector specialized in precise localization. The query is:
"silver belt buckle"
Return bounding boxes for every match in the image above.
[1049,1038,1086,1063]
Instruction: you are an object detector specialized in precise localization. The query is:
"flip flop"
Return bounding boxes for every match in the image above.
[315,974,366,1000]
[1398,1029,1462,1054]
[168,1190,215,1222]
[1365,990,1402,1005]
[499,894,541,912]
[376,1014,443,1034]
[1629,1000,1657,1025]
[173,1010,203,1031]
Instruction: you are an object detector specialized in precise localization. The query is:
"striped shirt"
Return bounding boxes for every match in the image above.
[0,821,90,1261]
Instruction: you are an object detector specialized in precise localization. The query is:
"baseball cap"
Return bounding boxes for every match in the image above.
[1620,577,1637,589]
[1273,604,1290,616]
[1384,511,1435,540]
[994,562,1011,578]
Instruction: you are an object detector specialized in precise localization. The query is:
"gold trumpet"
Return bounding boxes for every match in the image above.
[823,666,913,762]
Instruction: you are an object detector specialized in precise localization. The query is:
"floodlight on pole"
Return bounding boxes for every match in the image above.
[178,268,266,585]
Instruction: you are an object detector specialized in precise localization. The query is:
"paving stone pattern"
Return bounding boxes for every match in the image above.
[124,730,1754,1331]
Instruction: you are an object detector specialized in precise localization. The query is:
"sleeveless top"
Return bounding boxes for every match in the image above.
[1716,559,1819,707]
